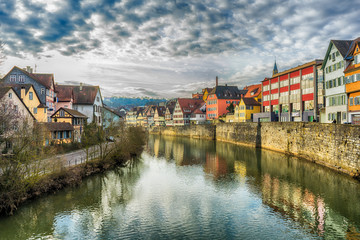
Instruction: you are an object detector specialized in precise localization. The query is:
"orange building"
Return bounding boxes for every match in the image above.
[344,38,360,124]
[206,85,246,120]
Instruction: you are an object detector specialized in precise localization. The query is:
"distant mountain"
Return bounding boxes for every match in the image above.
[103,97,167,109]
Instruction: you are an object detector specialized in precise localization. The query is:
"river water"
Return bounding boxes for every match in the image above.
[0,135,360,239]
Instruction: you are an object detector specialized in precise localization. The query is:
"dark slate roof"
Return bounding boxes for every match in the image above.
[209,85,246,100]
[332,40,353,57]
[156,106,166,117]
[242,97,261,106]
[56,85,73,102]
[321,40,352,69]
[42,122,74,131]
[0,86,11,99]
[4,67,55,90]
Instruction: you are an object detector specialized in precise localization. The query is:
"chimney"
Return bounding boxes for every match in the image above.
[216,76,218,87]
[80,82,83,91]
[26,66,33,73]
[21,87,25,99]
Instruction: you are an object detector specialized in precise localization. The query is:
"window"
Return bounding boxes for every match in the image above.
[33,108,37,114]
[342,112,347,120]
[338,77,341,86]
[18,75,25,83]
[60,110,64,117]
[41,88,45,95]
[8,93,12,99]
[10,75,16,82]
[29,92,33,100]
[336,51,340,57]
[44,108,47,113]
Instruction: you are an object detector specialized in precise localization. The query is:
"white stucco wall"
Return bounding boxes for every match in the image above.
[324,43,348,123]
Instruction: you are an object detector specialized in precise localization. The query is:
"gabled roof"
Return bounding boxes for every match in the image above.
[243,84,261,98]
[166,105,175,114]
[209,85,245,99]
[241,97,261,106]
[177,98,205,114]
[155,106,166,117]
[1,83,43,103]
[344,37,360,60]
[3,66,55,90]
[41,122,74,131]
[321,40,352,69]
[72,85,101,105]
[56,85,74,102]
[103,105,123,118]
[0,86,36,120]
[0,86,11,99]
[51,107,88,119]
[32,73,54,89]
[192,102,206,114]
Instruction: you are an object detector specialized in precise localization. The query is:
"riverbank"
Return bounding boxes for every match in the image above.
[149,123,360,179]
[0,126,146,216]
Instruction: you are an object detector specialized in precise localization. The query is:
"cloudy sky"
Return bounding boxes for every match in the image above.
[0,0,359,98]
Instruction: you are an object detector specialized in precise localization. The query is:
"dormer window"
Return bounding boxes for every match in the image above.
[10,75,16,82]
[19,75,25,83]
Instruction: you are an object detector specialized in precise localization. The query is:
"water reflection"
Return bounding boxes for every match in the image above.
[0,135,359,239]
[0,160,144,240]
[147,135,360,238]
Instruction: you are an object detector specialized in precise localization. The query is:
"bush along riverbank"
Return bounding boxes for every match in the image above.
[0,124,146,216]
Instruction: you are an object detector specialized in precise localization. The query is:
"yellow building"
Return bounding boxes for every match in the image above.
[202,88,214,102]
[8,84,47,122]
[51,107,88,142]
[234,97,261,122]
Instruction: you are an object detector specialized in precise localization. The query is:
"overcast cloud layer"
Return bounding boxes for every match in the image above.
[0,0,359,98]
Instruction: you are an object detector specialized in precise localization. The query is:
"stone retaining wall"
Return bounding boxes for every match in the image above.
[149,123,360,177]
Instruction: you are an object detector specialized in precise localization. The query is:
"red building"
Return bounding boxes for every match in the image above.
[206,85,247,120]
[259,60,324,122]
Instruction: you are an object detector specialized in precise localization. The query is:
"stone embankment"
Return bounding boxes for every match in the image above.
[149,123,360,178]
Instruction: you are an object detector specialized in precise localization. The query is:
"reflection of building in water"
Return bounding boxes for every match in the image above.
[204,153,227,178]
[153,137,160,157]
[234,161,246,178]
[261,173,333,237]
[173,142,185,165]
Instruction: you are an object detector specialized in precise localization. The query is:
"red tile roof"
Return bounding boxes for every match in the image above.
[56,85,74,102]
[243,84,261,98]
[177,98,205,114]
[32,73,54,89]
[72,85,100,105]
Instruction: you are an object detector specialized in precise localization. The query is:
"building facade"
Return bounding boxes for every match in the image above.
[206,85,245,120]
[2,66,56,122]
[261,60,323,122]
[322,40,353,123]
[344,38,360,124]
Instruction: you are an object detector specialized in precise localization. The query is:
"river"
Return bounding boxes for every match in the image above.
[0,135,359,239]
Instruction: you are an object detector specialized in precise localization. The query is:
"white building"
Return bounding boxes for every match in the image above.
[72,84,104,126]
[322,40,353,123]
